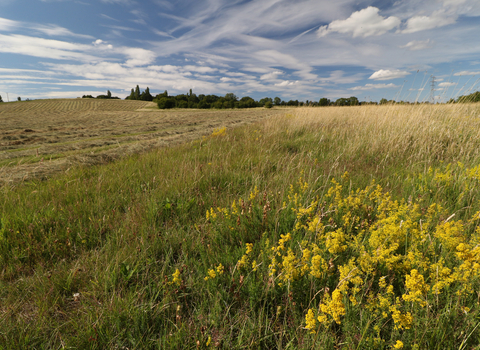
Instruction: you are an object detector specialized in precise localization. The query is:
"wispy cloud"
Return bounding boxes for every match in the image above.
[438,82,456,87]
[454,71,480,76]
[400,39,433,51]
[351,83,398,91]
[401,9,456,34]
[0,17,18,31]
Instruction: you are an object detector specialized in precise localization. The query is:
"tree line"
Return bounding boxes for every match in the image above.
[72,86,480,108]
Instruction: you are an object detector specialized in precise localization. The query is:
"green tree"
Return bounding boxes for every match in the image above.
[379,98,389,105]
[239,96,257,108]
[264,101,273,108]
[259,97,272,106]
[335,98,348,106]
[0,95,3,103]
[141,87,153,101]
[274,97,281,106]
[224,93,238,102]
[127,89,135,100]
[107,90,112,98]
[157,97,175,109]
[319,98,330,106]
[348,96,359,106]
[17,97,21,102]
[134,85,141,100]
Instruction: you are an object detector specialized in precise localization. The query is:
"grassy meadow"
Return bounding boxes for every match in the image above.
[2,103,480,349]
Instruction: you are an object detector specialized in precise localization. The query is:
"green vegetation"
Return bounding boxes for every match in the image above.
[456,91,480,103]
[2,104,480,349]
[83,90,120,100]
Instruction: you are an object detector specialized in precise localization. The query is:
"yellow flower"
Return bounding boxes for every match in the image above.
[305,309,317,333]
[402,269,429,306]
[171,269,181,286]
[319,289,346,324]
[393,340,404,349]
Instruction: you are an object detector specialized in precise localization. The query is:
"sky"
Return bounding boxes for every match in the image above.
[0,0,480,103]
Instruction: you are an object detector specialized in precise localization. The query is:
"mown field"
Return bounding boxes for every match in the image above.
[0,99,288,184]
[2,103,480,349]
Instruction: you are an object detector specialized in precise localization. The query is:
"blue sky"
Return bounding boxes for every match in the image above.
[0,0,480,103]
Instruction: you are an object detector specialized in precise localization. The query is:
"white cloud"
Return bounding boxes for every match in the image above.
[0,17,18,31]
[34,24,94,39]
[369,69,410,80]
[183,65,217,74]
[400,39,433,51]
[454,71,480,76]
[123,47,156,66]
[317,7,400,38]
[319,70,365,84]
[351,83,398,91]
[275,80,297,87]
[402,10,457,34]
[0,34,98,61]
[442,0,480,17]
[260,70,283,80]
[438,82,456,87]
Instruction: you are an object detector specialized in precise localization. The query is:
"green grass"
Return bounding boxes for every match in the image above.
[2,104,480,349]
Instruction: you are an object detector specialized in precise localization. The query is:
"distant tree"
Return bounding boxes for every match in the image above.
[259,97,272,107]
[188,90,199,107]
[239,96,257,108]
[334,98,349,106]
[0,95,3,103]
[264,101,273,109]
[348,96,359,106]
[287,100,298,106]
[319,98,330,106]
[224,93,238,102]
[107,90,112,98]
[134,85,141,100]
[17,97,21,102]
[157,97,175,109]
[274,97,281,106]
[82,95,94,98]
[457,91,480,103]
[141,87,153,101]
[379,98,389,105]
[127,89,135,100]
[197,100,210,109]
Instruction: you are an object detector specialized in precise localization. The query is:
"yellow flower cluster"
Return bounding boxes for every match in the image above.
[202,164,480,348]
[170,269,182,286]
[204,264,224,281]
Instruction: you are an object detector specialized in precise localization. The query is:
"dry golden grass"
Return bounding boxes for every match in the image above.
[265,103,480,169]
[0,99,291,184]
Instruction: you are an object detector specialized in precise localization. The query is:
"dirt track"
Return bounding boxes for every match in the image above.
[0,99,290,185]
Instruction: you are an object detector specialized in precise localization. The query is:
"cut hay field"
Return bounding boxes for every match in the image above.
[0,99,289,184]
[3,102,480,349]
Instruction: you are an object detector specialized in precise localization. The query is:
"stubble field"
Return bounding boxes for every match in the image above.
[0,99,289,184]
